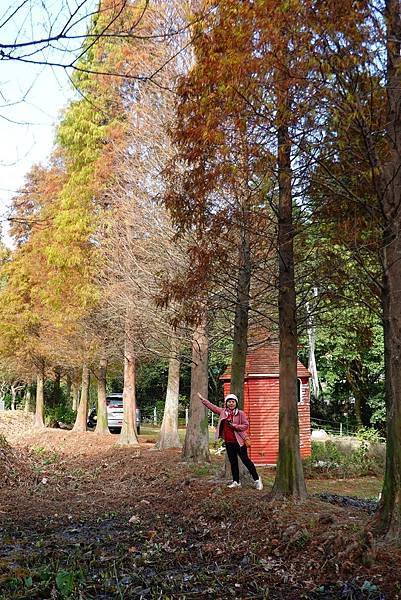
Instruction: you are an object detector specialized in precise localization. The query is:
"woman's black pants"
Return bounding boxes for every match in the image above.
[225,442,259,483]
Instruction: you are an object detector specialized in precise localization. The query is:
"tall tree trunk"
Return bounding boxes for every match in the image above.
[230,215,251,408]
[306,288,319,399]
[117,322,139,446]
[156,333,181,450]
[24,386,31,414]
[375,248,401,536]
[353,391,363,429]
[95,357,109,435]
[71,373,80,412]
[373,0,401,539]
[34,372,45,428]
[116,227,140,447]
[72,365,90,433]
[51,368,62,408]
[10,384,17,411]
[272,90,307,498]
[182,312,210,462]
[65,373,72,408]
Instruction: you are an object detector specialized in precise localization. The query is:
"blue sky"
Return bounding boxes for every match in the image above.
[0,1,95,246]
[0,60,73,244]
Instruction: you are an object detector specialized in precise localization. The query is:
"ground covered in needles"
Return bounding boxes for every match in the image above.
[0,413,400,599]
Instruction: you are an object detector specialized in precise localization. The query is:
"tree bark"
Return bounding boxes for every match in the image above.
[72,365,90,433]
[182,312,210,462]
[375,247,401,536]
[34,372,45,428]
[10,383,17,411]
[352,386,364,429]
[156,333,181,450]
[117,323,140,446]
[65,373,72,407]
[51,367,62,408]
[230,214,251,408]
[306,288,319,399]
[94,357,109,435]
[24,386,31,414]
[373,0,401,538]
[71,373,80,412]
[271,96,307,498]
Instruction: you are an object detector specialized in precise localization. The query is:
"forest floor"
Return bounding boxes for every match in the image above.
[0,412,399,600]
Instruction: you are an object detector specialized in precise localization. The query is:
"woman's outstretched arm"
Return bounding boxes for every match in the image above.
[197,393,222,415]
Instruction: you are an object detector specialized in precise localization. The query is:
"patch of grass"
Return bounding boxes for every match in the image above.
[190,464,211,477]
[96,511,118,522]
[307,476,382,499]
[310,578,385,599]
[31,447,60,466]
[0,434,10,448]
[42,453,60,466]
[0,560,86,600]
[139,426,216,445]
[69,467,86,478]
[253,468,381,499]
[31,446,46,455]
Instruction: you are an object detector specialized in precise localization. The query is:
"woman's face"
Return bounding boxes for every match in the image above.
[226,399,236,410]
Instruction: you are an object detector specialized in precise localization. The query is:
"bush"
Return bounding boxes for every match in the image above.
[312,440,342,463]
[45,402,76,427]
[3,393,17,410]
[356,426,384,443]
[303,439,382,478]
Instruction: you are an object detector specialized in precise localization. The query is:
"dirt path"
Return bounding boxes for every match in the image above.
[0,414,399,599]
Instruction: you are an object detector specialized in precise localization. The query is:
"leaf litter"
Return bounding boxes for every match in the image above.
[0,414,400,599]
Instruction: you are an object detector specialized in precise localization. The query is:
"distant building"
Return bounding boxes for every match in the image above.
[221,344,311,466]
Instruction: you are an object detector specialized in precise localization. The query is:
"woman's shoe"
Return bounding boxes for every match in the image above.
[227,481,241,488]
[254,477,263,490]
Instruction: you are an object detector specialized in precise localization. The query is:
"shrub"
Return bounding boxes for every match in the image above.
[45,402,76,427]
[356,426,384,443]
[304,439,382,478]
[312,440,342,463]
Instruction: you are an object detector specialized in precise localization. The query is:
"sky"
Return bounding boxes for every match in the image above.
[0,61,73,244]
[0,0,96,246]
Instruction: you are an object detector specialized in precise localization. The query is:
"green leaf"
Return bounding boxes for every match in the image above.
[56,570,74,597]
[361,580,379,592]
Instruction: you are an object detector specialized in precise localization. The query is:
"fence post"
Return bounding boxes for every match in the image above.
[340,422,343,436]
[211,412,214,427]
[153,406,157,425]
[185,408,188,426]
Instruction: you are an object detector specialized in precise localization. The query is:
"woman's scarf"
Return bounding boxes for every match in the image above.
[226,408,235,420]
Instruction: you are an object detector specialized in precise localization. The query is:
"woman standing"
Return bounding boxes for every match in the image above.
[198,392,263,490]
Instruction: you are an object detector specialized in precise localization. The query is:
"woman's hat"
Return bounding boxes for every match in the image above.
[224,393,238,407]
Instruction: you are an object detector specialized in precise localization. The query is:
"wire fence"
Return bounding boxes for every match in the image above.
[310,416,357,437]
[132,406,371,438]
[142,409,360,438]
